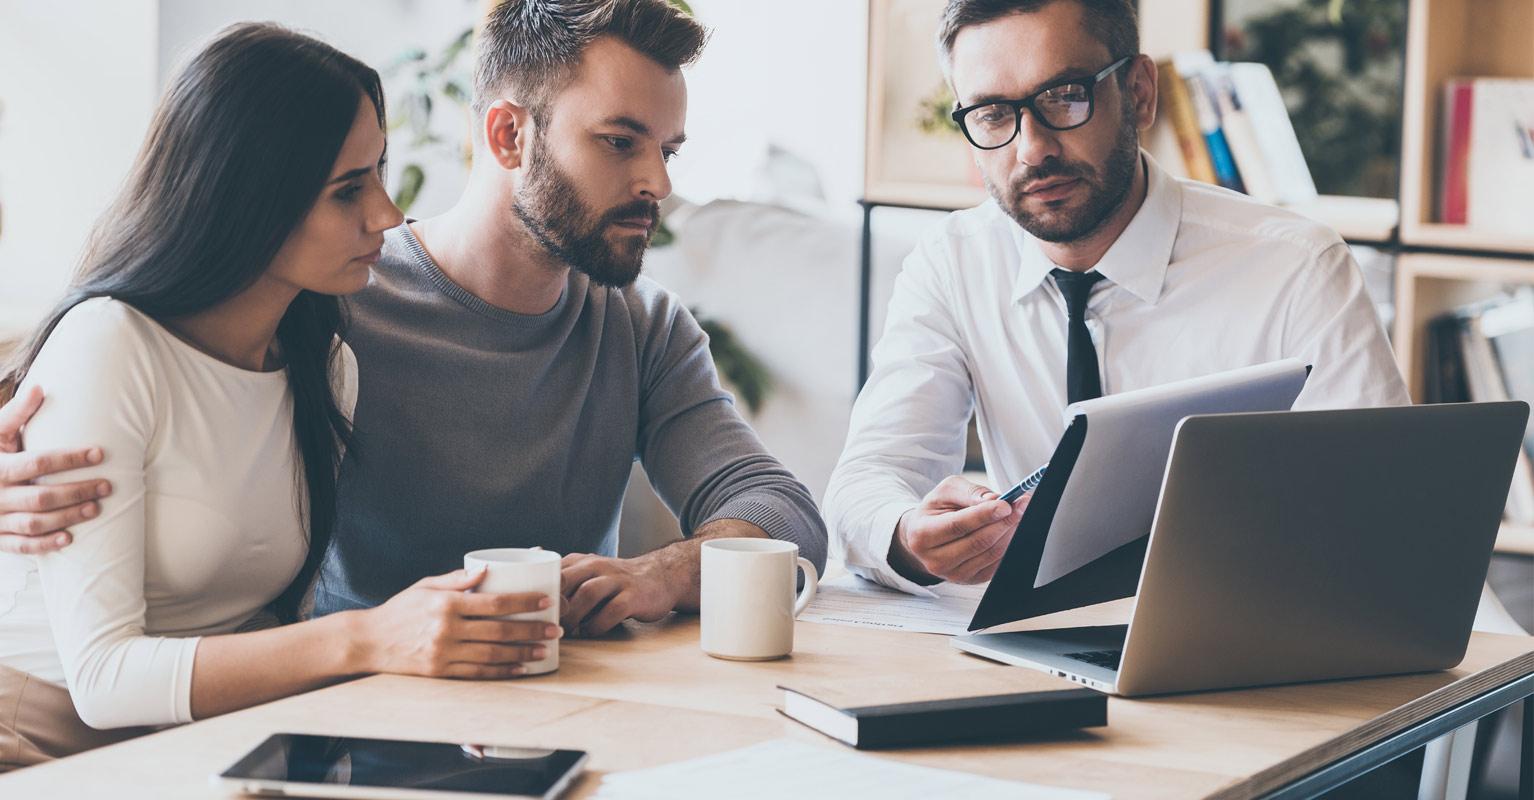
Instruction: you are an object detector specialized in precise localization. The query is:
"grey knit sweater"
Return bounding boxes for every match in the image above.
[313,224,826,615]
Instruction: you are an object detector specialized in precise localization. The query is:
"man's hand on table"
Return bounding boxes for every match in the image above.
[0,386,113,555]
[558,551,685,637]
[559,519,773,637]
[889,475,1027,585]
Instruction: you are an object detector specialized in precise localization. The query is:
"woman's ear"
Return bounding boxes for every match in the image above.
[481,99,532,171]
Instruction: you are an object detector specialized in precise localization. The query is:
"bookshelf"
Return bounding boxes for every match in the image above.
[1389,0,1534,558]
[1398,0,1534,255]
[1139,0,1402,246]
[1282,195,1398,246]
[1393,253,1534,402]
[1146,0,1533,555]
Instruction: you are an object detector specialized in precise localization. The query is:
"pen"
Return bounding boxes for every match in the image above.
[998,462,1049,503]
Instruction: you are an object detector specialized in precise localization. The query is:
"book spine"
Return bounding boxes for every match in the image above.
[1459,314,1534,524]
[1185,72,1245,192]
[1219,101,1279,204]
[1157,60,1218,185]
[1427,315,1469,404]
[1441,80,1473,225]
[854,694,1107,750]
[1203,129,1246,193]
[1229,63,1318,205]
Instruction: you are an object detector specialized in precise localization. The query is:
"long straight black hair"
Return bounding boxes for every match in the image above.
[0,23,385,622]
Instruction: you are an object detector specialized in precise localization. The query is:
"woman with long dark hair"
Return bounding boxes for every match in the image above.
[0,24,556,771]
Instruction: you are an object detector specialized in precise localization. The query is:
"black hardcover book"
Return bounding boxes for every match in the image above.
[778,669,1107,750]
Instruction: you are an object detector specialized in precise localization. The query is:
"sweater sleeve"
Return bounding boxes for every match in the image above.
[19,300,200,729]
[633,295,827,573]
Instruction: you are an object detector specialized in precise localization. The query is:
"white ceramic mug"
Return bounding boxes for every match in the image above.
[700,538,818,661]
[463,548,561,675]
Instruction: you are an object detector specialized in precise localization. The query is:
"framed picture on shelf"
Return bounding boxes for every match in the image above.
[864,0,987,209]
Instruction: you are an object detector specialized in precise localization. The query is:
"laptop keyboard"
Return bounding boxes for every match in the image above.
[1064,649,1123,671]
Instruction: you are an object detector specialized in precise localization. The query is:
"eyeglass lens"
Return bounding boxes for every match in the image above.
[962,83,1093,147]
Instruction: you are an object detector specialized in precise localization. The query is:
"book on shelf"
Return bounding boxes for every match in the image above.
[1155,52,1318,206]
[1438,79,1474,224]
[1173,51,1245,193]
[1426,288,1534,525]
[777,668,1106,750]
[1157,59,1218,185]
[1227,62,1318,206]
[1437,78,1534,232]
[1208,64,1278,205]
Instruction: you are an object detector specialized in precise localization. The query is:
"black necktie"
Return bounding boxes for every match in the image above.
[1051,268,1106,404]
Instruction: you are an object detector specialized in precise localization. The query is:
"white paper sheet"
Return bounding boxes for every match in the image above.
[798,572,985,635]
[595,738,1108,800]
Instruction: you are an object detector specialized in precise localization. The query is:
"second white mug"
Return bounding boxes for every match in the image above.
[700,538,818,661]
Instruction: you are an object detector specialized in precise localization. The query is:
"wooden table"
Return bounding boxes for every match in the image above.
[3,600,1532,799]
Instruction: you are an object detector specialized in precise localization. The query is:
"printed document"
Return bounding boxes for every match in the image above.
[799,572,985,635]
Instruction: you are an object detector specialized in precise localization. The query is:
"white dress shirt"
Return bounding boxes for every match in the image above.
[825,152,1409,596]
[0,298,357,728]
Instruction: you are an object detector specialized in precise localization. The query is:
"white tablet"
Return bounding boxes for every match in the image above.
[213,734,588,800]
[1038,358,1310,584]
[969,359,1310,630]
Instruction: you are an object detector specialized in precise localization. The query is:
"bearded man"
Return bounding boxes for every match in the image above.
[320,0,833,635]
[825,0,1407,595]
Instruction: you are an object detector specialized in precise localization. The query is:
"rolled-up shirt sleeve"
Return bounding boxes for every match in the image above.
[824,241,977,596]
[635,300,828,573]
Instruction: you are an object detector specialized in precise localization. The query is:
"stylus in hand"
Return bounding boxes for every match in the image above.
[999,463,1049,503]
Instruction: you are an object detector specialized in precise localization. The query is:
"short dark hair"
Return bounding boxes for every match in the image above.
[938,0,1139,70]
[473,0,709,119]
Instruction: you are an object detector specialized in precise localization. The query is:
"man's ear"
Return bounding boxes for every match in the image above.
[482,99,533,170]
[1127,55,1158,131]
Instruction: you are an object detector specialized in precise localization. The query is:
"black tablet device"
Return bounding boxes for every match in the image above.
[214,733,588,800]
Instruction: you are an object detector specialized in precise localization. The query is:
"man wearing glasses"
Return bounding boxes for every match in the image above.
[825,0,1408,593]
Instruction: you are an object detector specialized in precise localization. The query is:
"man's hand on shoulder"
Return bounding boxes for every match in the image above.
[890,475,1027,585]
[0,386,114,555]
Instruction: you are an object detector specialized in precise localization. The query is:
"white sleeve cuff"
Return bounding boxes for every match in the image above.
[845,502,940,598]
[171,637,201,724]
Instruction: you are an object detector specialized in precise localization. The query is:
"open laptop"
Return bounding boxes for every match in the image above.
[953,402,1529,696]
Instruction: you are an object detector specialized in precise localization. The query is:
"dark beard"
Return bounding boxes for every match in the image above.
[988,105,1140,244]
[511,139,658,288]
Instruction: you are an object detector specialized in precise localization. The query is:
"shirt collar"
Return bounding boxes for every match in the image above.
[1009,151,1183,306]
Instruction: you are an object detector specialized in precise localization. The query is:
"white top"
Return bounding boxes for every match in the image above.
[825,153,1409,596]
[0,298,357,728]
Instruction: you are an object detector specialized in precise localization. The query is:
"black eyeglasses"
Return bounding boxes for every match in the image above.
[950,56,1133,150]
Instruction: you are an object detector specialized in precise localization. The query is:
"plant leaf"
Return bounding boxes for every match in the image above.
[695,314,773,415]
[393,164,425,214]
[433,27,474,72]
[651,219,676,248]
[383,48,428,77]
[442,80,470,105]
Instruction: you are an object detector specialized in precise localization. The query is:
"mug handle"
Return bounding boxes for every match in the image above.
[791,557,819,617]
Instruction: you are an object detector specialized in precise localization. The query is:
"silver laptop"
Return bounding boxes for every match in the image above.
[953,402,1529,696]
